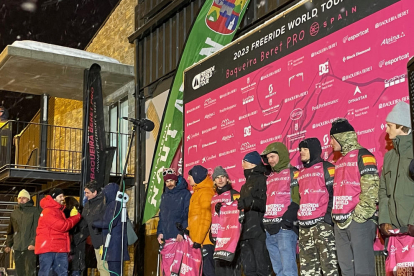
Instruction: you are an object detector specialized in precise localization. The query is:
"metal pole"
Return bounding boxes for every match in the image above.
[39,94,49,168]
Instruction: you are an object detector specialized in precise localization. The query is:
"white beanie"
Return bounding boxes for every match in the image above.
[18,189,30,199]
[386,101,411,128]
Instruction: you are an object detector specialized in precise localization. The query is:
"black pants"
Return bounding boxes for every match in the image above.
[215,247,241,276]
[240,238,272,276]
[202,245,215,276]
[14,250,37,276]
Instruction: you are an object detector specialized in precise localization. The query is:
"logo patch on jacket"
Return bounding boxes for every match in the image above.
[362,155,376,166]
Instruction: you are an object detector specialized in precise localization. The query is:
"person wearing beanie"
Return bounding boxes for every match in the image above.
[5,189,41,276]
[157,168,191,246]
[210,166,241,276]
[36,188,81,276]
[380,101,414,238]
[260,142,299,276]
[297,138,339,276]
[187,165,216,276]
[329,118,379,276]
[237,151,272,276]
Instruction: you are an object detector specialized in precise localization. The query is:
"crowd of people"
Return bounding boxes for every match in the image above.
[6,181,129,276]
[157,101,414,276]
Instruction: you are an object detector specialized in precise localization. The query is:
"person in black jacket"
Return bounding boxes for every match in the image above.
[157,168,191,243]
[237,151,272,276]
[64,197,88,276]
[93,183,130,276]
[82,181,109,276]
[5,189,41,276]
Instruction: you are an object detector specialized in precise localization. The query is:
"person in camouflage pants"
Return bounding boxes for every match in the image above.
[330,119,379,276]
[297,138,338,276]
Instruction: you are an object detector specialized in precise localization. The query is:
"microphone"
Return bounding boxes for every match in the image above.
[122,117,155,132]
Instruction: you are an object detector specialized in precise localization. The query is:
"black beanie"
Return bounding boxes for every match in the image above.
[330,118,355,136]
[299,138,323,168]
[50,188,64,199]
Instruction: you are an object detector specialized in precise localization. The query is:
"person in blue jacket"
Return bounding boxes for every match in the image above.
[157,168,192,244]
[93,183,130,276]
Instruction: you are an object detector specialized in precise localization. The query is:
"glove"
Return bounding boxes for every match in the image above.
[237,199,245,210]
[99,245,103,257]
[202,248,208,258]
[380,223,393,237]
[70,207,79,217]
[408,225,414,237]
[215,202,223,215]
[192,242,201,249]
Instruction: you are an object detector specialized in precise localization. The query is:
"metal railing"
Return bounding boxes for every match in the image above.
[0,120,133,176]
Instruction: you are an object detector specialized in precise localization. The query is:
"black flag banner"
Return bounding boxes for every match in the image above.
[81,63,107,192]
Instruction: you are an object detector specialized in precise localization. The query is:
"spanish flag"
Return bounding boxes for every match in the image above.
[293,171,300,179]
[328,167,335,177]
[362,155,376,166]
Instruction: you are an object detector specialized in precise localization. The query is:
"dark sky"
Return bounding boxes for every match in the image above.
[0,0,120,121]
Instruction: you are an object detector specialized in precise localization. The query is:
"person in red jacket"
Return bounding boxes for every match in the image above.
[35,188,81,276]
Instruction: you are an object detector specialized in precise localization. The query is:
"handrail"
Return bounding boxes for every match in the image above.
[25,148,38,166]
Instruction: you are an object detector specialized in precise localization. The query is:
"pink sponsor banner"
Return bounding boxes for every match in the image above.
[184,0,414,192]
[180,236,203,276]
[160,238,184,276]
[213,202,241,262]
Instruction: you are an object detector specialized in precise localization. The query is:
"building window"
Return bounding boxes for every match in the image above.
[109,97,129,175]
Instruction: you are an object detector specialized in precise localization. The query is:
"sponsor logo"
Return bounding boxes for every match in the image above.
[239,111,258,120]
[260,68,282,81]
[310,22,319,36]
[204,112,215,119]
[243,95,254,105]
[385,74,405,88]
[260,135,282,145]
[319,61,329,76]
[261,118,282,128]
[312,117,339,129]
[323,134,329,145]
[315,79,334,94]
[202,141,217,148]
[375,10,409,29]
[204,98,217,108]
[240,142,256,152]
[206,0,247,34]
[202,154,216,163]
[290,108,303,121]
[342,66,372,81]
[312,99,338,111]
[354,86,361,95]
[202,125,217,134]
[289,72,304,87]
[311,42,337,58]
[379,52,410,68]
[222,134,234,141]
[220,104,237,113]
[285,91,308,103]
[219,149,236,157]
[288,56,305,70]
[381,31,405,46]
[342,47,371,63]
[192,66,215,90]
[379,96,409,109]
[186,119,200,127]
[186,132,199,141]
[343,28,369,43]
[348,94,367,104]
[220,88,237,99]
[244,126,252,137]
[402,245,409,253]
[221,119,235,129]
[188,145,197,153]
[186,105,200,114]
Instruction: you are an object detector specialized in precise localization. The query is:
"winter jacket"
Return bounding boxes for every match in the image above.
[157,176,191,240]
[35,195,81,254]
[93,183,130,262]
[188,176,215,245]
[82,191,106,249]
[331,131,379,229]
[6,200,41,251]
[64,209,88,273]
[239,164,267,240]
[379,134,414,228]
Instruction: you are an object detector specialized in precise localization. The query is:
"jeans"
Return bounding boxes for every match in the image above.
[266,230,298,276]
[38,252,68,276]
[334,220,376,276]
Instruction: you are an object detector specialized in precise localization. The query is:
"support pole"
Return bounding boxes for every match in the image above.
[39,94,49,168]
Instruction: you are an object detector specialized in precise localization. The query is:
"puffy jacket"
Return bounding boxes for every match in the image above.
[379,134,414,228]
[82,191,106,248]
[188,176,215,245]
[93,183,130,262]
[239,164,268,240]
[6,200,41,251]
[157,176,191,240]
[35,195,81,254]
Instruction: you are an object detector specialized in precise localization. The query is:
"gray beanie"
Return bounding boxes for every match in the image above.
[386,101,411,128]
[212,166,229,180]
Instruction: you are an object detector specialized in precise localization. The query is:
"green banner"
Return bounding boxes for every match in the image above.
[143,0,250,223]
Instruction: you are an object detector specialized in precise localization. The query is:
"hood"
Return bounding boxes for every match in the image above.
[0,108,9,121]
[393,134,413,156]
[299,138,323,168]
[193,175,214,192]
[332,131,362,155]
[40,195,64,210]
[244,162,266,179]
[261,142,290,172]
[18,199,35,210]
[104,183,120,203]
[165,175,189,194]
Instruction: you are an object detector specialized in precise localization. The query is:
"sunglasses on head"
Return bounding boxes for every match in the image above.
[162,168,175,176]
